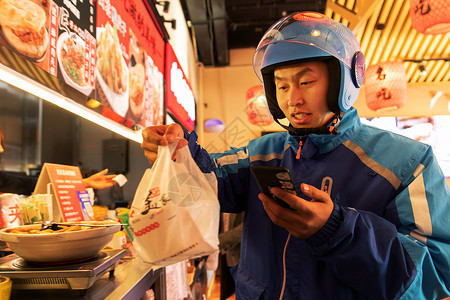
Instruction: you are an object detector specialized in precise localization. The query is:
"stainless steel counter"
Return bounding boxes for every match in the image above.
[9,256,165,300]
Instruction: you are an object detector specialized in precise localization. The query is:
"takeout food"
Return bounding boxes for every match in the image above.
[0,0,49,60]
[0,221,121,262]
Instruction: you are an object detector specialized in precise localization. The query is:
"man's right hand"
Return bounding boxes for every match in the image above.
[141,124,188,164]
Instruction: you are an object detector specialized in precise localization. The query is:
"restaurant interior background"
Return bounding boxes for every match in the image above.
[0,0,449,209]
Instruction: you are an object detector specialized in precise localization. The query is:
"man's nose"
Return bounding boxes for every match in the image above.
[288,86,304,106]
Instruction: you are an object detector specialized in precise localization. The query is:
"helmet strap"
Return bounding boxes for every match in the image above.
[276,114,342,136]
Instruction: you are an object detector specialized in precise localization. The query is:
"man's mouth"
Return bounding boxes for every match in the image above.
[291,112,311,124]
[292,113,310,119]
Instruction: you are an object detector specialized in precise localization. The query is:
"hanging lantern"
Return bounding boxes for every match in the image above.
[246,85,273,126]
[365,61,407,112]
[409,0,450,35]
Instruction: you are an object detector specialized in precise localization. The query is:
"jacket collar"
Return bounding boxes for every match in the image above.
[287,108,361,157]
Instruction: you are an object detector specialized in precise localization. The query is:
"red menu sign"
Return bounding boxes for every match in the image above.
[96,0,165,128]
[165,43,196,131]
[0,0,166,130]
[33,163,91,222]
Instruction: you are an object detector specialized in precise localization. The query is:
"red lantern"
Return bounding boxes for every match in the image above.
[365,61,407,112]
[410,0,450,35]
[246,85,273,126]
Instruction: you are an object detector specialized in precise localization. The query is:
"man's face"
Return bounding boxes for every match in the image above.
[274,61,335,129]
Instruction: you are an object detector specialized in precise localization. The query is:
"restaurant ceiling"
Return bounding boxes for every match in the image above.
[181,0,450,84]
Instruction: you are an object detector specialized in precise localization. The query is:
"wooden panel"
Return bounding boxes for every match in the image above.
[326,0,450,84]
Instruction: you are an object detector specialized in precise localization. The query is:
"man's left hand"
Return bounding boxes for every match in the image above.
[258,183,334,239]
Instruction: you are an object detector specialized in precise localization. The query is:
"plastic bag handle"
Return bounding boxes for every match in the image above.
[168,137,182,155]
[156,137,183,160]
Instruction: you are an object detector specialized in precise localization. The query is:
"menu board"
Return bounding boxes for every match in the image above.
[33,163,92,222]
[96,0,165,128]
[0,0,166,130]
[53,0,97,95]
[0,0,57,75]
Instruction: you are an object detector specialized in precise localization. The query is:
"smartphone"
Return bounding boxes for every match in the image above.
[250,165,297,210]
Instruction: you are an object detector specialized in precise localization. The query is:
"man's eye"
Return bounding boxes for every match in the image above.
[277,85,288,91]
[301,81,313,86]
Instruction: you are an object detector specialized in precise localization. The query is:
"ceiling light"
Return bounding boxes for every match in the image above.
[0,64,143,143]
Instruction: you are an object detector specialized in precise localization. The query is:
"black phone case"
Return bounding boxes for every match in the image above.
[250,165,297,209]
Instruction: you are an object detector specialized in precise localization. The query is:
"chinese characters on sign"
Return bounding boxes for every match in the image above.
[413,0,431,16]
[375,67,392,101]
[365,61,407,112]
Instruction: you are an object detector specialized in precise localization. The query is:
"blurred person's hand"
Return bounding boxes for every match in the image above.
[258,183,334,239]
[141,124,188,164]
[83,168,117,189]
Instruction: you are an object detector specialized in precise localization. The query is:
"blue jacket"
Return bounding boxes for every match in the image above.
[187,108,450,300]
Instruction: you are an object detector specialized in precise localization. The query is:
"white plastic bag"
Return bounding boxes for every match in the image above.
[129,142,220,266]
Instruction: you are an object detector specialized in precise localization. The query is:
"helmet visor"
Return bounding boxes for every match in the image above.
[253,11,361,81]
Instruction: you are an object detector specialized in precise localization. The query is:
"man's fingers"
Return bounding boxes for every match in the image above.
[141,124,185,165]
[144,151,158,165]
[301,183,332,204]
[176,139,189,150]
[269,187,302,210]
[258,193,306,235]
[142,126,169,146]
[141,140,159,153]
[165,124,184,143]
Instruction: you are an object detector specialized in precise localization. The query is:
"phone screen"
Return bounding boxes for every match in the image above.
[250,165,297,210]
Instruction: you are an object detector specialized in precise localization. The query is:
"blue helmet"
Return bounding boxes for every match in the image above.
[253,12,365,122]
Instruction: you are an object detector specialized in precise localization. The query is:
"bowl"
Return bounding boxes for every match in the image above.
[0,221,121,263]
[57,32,93,96]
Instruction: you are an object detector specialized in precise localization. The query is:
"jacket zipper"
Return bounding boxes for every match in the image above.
[296,140,303,159]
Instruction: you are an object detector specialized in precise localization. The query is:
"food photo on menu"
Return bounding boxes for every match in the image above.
[57,30,93,96]
[129,35,165,129]
[128,30,145,123]
[147,61,164,127]
[96,22,129,118]
[54,0,97,97]
[0,0,50,62]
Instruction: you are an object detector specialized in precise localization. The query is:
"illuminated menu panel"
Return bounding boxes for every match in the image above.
[165,43,196,131]
[53,0,97,94]
[0,0,166,130]
[95,0,165,128]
